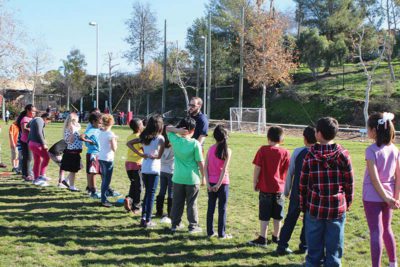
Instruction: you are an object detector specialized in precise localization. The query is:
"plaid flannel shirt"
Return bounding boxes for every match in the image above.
[299,143,354,220]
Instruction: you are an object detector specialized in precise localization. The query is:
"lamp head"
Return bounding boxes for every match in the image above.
[89,22,97,26]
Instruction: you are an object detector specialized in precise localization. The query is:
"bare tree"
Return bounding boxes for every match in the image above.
[29,39,51,105]
[352,25,386,129]
[244,1,297,130]
[124,1,161,70]
[382,0,396,81]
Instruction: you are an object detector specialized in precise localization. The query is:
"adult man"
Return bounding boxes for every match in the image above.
[188,97,209,145]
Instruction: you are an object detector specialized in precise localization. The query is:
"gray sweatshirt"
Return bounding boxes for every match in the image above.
[28,117,46,145]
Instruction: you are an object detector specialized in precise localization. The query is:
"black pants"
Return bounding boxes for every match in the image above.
[21,141,32,177]
[127,170,142,210]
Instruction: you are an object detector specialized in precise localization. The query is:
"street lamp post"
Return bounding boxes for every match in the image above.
[200,36,207,116]
[89,21,99,109]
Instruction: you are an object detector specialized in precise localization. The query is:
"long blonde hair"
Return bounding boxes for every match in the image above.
[63,112,80,136]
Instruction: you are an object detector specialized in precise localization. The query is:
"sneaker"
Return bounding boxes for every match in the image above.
[24,175,34,181]
[33,178,49,187]
[188,226,202,234]
[220,234,233,239]
[39,175,51,181]
[57,183,68,189]
[132,208,141,215]
[276,247,293,256]
[160,216,172,224]
[69,186,80,192]
[90,192,101,199]
[124,197,133,212]
[248,236,267,247]
[271,235,279,244]
[106,188,121,197]
[171,223,185,233]
[208,233,218,239]
[0,163,7,168]
[298,244,307,254]
[146,221,157,228]
[61,179,70,188]
[140,219,147,228]
[11,167,18,173]
[102,201,113,207]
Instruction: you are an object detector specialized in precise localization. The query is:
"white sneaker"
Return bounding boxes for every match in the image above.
[33,178,49,187]
[189,226,202,234]
[160,216,172,224]
[57,183,68,189]
[39,175,51,181]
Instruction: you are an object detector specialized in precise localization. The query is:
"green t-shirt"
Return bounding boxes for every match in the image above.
[167,132,203,185]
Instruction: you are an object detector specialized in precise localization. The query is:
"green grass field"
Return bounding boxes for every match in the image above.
[0,122,398,266]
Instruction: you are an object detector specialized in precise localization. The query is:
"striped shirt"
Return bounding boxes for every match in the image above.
[299,143,354,220]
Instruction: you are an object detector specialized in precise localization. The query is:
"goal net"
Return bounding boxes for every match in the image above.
[229,107,266,134]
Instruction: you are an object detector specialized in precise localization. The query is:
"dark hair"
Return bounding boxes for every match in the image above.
[367,112,395,147]
[41,113,50,120]
[88,112,102,124]
[316,117,338,141]
[90,108,100,114]
[267,126,284,143]
[162,125,171,148]
[303,126,317,144]
[176,117,196,131]
[213,125,229,160]
[140,115,164,145]
[129,118,142,134]
[16,104,34,130]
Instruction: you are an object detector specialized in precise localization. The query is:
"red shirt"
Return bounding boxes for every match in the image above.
[253,145,290,193]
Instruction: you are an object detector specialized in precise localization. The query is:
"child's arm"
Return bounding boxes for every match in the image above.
[367,159,396,207]
[80,134,94,144]
[213,148,232,192]
[197,160,205,185]
[204,154,212,191]
[394,158,400,208]
[284,152,296,197]
[253,165,261,192]
[126,138,147,158]
[299,158,309,212]
[166,125,189,135]
[110,135,117,152]
[150,138,165,159]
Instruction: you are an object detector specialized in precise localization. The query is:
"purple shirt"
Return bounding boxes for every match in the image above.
[363,143,399,202]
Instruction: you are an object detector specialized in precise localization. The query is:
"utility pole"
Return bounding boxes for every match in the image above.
[162,20,167,114]
[107,52,119,112]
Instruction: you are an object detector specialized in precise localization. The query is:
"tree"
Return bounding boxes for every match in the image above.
[297,28,329,78]
[29,39,51,105]
[125,1,160,70]
[61,49,87,110]
[245,1,297,130]
[382,0,397,81]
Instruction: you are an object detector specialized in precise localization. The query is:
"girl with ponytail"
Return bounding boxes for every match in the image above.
[204,124,232,239]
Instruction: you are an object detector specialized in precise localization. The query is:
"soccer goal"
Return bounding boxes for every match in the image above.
[229,107,266,135]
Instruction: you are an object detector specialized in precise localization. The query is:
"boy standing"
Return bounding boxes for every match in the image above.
[276,126,316,255]
[300,117,354,266]
[249,126,290,247]
[166,117,204,234]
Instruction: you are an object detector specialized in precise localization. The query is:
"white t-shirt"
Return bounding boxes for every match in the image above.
[98,129,117,162]
[161,147,174,174]
[142,135,165,175]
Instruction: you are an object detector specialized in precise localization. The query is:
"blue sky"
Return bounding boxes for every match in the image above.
[7,0,295,74]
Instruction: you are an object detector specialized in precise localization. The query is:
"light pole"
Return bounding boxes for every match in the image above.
[200,36,207,116]
[89,21,99,109]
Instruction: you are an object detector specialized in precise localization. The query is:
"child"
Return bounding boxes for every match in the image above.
[28,113,52,186]
[363,112,400,267]
[49,139,67,188]
[155,125,174,222]
[9,121,20,173]
[60,112,83,192]
[127,115,164,227]
[249,126,290,247]
[276,126,316,255]
[81,112,102,198]
[98,114,118,207]
[166,117,204,234]
[205,125,232,238]
[299,117,354,266]
[124,118,144,214]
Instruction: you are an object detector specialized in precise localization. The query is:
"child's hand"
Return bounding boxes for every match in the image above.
[254,183,259,192]
[212,184,221,192]
[394,199,400,209]
[207,184,213,192]
[201,178,206,186]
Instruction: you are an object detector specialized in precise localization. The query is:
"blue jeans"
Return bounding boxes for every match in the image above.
[305,212,346,267]
[277,197,306,251]
[99,160,114,203]
[142,173,159,222]
[158,172,173,199]
[207,184,229,237]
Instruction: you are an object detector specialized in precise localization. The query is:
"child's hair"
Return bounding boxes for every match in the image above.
[267,126,284,143]
[303,126,317,144]
[90,108,100,114]
[316,117,338,141]
[89,112,102,124]
[367,112,395,147]
[41,113,51,120]
[63,112,80,132]
[176,117,196,131]
[102,114,114,127]
[140,115,163,145]
[129,118,142,134]
[16,104,35,130]
[213,124,229,160]
[162,125,171,148]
